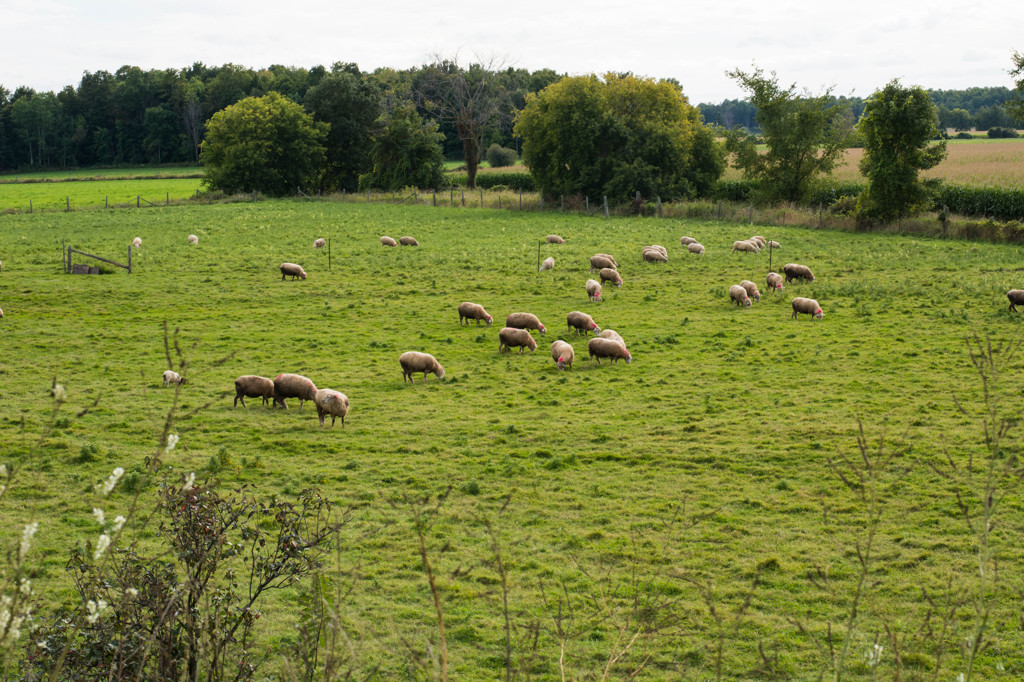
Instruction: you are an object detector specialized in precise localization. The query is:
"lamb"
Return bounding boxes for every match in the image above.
[505,312,546,334]
[132,237,142,249]
[599,268,623,287]
[188,234,199,245]
[499,327,538,354]
[767,240,781,249]
[588,337,632,364]
[540,257,555,271]
[567,311,601,336]
[314,388,350,427]
[280,263,307,280]
[586,279,603,302]
[550,340,574,370]
[792,297,825,320]
[313,238,326,249]
[162,370,185,386]
[598,329,626,349]
[1007,289,1024,311]
[687,243,705,255]
[740,280,761,302]
[546,235,566,244]
[399,236,419,246]
[589,254,617,271]
[729,284,752,308]
[273,373,318,409]
[399,351,445,383]
[233,375,275,407]
[458,302,493,326]
[784,263,815,283]
[642,246,668,263]
[732,240,760,253]
[766,272,785,293]
[381,236,398,247]
[680,236,697,246]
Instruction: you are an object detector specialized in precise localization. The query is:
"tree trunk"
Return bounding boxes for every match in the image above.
[463,136,480,189]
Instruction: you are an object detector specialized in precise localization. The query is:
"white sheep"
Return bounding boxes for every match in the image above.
[586,279,603,301]
[729,284,752,308]
[162,370,185,386]
[540,257,554,271]
[687,243,705,255]
[313,238,326,249]
[188,234,199,245]
[732,240,759,253]
[132,237,142,249]
[314,389,350,427]
[679,236,697,246]
[550,340,574,370]
[791,297,824,320]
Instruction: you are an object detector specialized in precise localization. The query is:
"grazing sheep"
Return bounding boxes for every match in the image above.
[599,268,623,287]
[162,370,185,386]
[729,284,752,308]
[499,327,538,354]
[784,263,815,283]
[400,351,445,383]
[598,329,626,349]
[188,234,199,245]
[273,373,318,409]
[399,236,419,246]
[0,260,3,271]
[766,272,785,293]
[550,340,574,370]
[767,240,782,249]
[740,280,761,302]
[234,375,275,407]
[314,389,350,428]
[588,337,632,364]
[0,308,3,318]
[749,236,766,248]
[313,238,326,249]
[1007,290,1024,311]
[567,311,601,336]
[280,263,307,280]
[680,236,697,246]
[505,312,546,334]
[586,279,603,302]
[381,236,398,247]
[732,240,760,253]
[792,297,825,320]
[642,246,668,263]
[540,257,555,271]
[546,235,566,244]
[589,254,617,271]
[458,302,493,326]
[687,243,705,255]
[132,237,141,249]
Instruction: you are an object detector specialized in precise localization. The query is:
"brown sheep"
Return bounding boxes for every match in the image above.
[399,236,419,246]
[234,375,274,407]
[599,268,623,287]
[314,389,350,427]
[400,351,445,383]
[586,279,603,301]
[550,340,574,370]
[567,311,601,336]
[280,263,307,280]
[766,272,785,293]
[740,280,761,302]
[589,254,617,271]
[784,263,815,283]
[505,312,546,334]
[273,373,318,409]
[1008,290,1024,311]
[499,327,538,354]
[546,235,566,244]
[381,236,398,247]
[729,284,752,308]
[588,337,632,364]
[791,297,824,320]
[458,302,493,326]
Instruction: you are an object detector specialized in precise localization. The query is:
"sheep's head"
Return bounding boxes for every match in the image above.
[486,315,493,325]
[557,356,567,370]
[300,271,307,279]
[624,350,632,363]
[435,364,445,379]
[539,324,546,334]
[814,309,824,319]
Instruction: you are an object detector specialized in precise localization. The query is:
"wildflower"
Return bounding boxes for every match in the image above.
[20,578,32,596]
[111,516,126,533]
[93,534,111,562]
[101,467,124,496]
[19,522,38,562]
[182,471,196,491]
[52,384,66,402]
[866,642,883,667]
[92,508,106,526]
[165,433,180,453]
[85,599,108,624]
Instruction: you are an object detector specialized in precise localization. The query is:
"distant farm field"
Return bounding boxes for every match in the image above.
[0,166,202,182]
[2,201,1024,678]
[0,177,204,211]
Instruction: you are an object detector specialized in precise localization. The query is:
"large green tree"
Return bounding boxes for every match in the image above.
[856,80,947,224]
[515,73,724,202]
[358,103,445,191]
[725,66,851,203]
[200,91,327,196]
[1008,50,1024,121]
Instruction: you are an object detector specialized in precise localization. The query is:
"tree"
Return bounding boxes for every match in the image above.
[724,66,851,203]
[515,73,724,203]
[304,69,381,192]
[947,107,974,132]
[200,91,327,196]
[358,103,445,191]
[856,79,947,224]
[1008,50,1024,122]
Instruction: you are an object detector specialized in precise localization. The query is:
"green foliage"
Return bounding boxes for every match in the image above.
[987,126,1019,138]
[484,143,517,168]
[515,73,724,202]
[955,131,975,139]
[200,91,328,197]
[947,107,974,131]
[446,170,535,192]
[724,65,851,203]
[1007,50,1024,122]
[358,104,445,191]
[934,183,1024,222]
[304,70,382,193]
[856,79,948,224]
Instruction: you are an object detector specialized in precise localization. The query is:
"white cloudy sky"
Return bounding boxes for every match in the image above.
[2,0,1020,103]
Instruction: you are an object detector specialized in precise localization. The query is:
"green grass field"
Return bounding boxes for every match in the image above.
[2,200,1024,678]
[0,177,205,212]
[0,166,203,182]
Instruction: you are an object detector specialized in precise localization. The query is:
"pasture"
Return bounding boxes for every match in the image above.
[2,200,1024,678]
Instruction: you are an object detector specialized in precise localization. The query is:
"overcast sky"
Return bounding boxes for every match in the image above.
[2,0,1020,103]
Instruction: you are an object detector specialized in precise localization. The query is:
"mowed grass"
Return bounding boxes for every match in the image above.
[0,177,205,212]
[0,166,203,182]
[2,201,1024,677]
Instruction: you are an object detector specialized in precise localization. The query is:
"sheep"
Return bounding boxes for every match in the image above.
[589,254,616,271]
[792,297,825,320]
[767,240,781,249]
[280,263,307,280]
[595,253,618,267]
[567,311,601,336]
[766,272,785,293]
[740,280,761,302]
[749,235,766,248]
[188,234,199,245]
[546,235,566,244]
[458,302,493,326]
[233,375,275,407]
[499,327,538,354]
[732,240,760,253]
[399,236,419,246]
[0,308,3,318]
[729,284,752,308]
[784,263,815,283]
[313,238,326,249]
[314,388,350,428]
[273,373,318,409]
[400,351,445,383]
[687,243,705,255]
[1007,289,1024,311]
[550,340,575,370]
[588,337,632,364]
[505,312,546,334]
[162,370,185,386]
[680,236,697,246]
[599,268,623,287]
[132,237,141,249]
[642,246,668,263]
[381,236,398,247]
[586,279,603,302]
[598,329,626,349]
[540,257,555,271]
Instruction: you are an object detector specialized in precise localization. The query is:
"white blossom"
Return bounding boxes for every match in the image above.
[93,534,111,562]
[182,471,196,491]
[19,578,32,596]
[866,642,883,667]
[85,599,108,624]
[19,522,38,562]
[92,508,105,526]
[165,433,180,453]
[111,516,126,533]
[101,467,124,496]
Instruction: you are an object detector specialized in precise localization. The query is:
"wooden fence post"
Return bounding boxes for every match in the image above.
[603,195,609,218]
[480,188,484,207]
[128,246,132,274]
[166,192,169,206]
[749,202,753,224]
[29,199,32,213]
[67,197,70,212]
[585,196,590,216]
[560,195,564,213]
[136,195,140,208]
[105,196,108,209]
